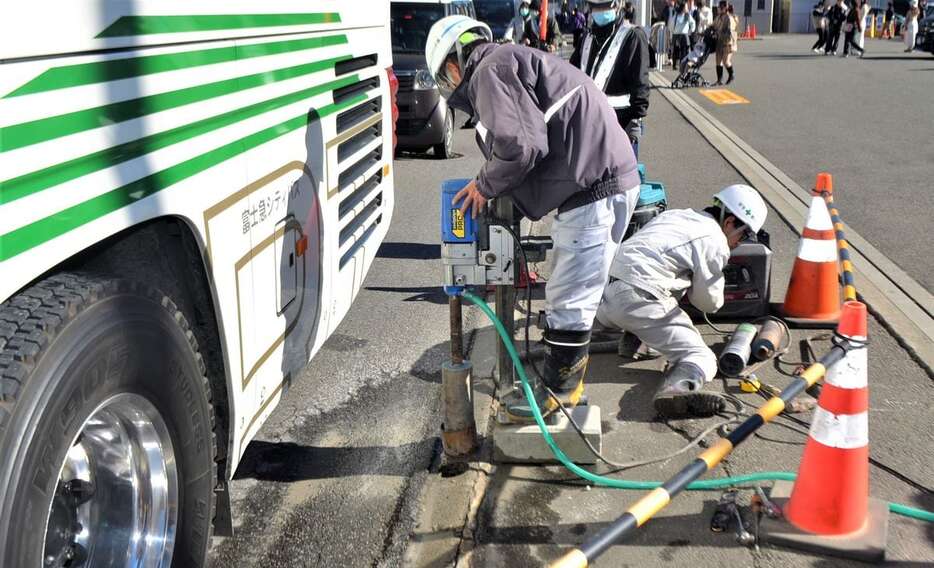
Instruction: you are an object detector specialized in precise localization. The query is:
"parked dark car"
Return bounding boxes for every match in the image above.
[390,0,477,158]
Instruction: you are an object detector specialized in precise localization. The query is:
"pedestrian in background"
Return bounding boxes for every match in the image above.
[572,7,587,48]
[881,2,893,39]
[672,3,697,67]
[904,0,920,52]
[811,1,829,53]
[714,1,738,84]
[697,0,713,36]
[857,0,871,49]
[523,0,563,52]
[824,0,848,55]
[842,3,865,57]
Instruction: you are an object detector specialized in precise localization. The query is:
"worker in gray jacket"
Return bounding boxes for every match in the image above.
[595,185,768,417]
[426,15,641,422]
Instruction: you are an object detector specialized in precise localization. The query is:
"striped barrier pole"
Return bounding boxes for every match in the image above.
[549,342,854,568]
[813,173,857,302]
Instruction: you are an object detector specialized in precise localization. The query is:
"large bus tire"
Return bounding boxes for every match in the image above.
[0,273,217,567]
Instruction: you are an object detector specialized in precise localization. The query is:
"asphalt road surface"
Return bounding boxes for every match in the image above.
[208,129,485,567]
[660,34,934,292]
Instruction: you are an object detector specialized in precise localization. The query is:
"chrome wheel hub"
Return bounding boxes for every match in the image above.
[43,394,178,568]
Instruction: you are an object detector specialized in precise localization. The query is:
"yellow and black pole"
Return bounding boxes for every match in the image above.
[814,173,857,302]
[549,341,853,568]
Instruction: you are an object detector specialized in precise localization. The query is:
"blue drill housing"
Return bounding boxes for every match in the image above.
[441,179,477,244]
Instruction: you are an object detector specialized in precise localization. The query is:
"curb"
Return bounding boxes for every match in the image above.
[650,72,933,376]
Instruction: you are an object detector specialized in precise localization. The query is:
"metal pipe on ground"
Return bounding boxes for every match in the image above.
[550,341,855,568]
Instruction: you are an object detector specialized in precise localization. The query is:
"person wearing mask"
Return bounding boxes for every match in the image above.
[905,0,920,52]
[811,1,829,53]
[672,3,697,65]
[842,3,865,57]
[504,0,532,44]
[425,16,642,422]
[571,0,651,157]
[523,0,564,52]
[881,2,894,39]
[714,1,738,84]
[824,0,848,55]
[596,185,768,417]
[857,0,871,49]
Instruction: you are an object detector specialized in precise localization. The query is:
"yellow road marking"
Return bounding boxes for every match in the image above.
[699,88,750,105]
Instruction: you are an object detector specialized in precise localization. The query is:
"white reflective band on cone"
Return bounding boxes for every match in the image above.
[809,407,869,449]
[825,337,868,389]
[797,238,838,262]
[806,196,834,230]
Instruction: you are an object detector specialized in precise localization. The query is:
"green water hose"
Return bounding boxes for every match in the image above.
[461,291,934,523]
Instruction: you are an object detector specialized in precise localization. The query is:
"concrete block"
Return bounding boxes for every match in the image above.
[760,480,889,563]
[492,405,601,464]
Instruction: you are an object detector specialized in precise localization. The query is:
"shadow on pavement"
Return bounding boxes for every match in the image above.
[376,241,440,259]
[234,437,439,481]
[364,285,447,304]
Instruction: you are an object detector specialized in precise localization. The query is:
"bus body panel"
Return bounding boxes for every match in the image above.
[0,2,394,477]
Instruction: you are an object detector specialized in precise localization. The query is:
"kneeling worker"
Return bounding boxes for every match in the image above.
[425,16,641,422]
[596,184,768,417]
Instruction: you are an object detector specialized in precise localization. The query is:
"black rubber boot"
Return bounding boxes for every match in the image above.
[504,329,590,423]
[725,65,735,85]
[541,328,591,397]
[715,65,723,85]
[653,362,726,418]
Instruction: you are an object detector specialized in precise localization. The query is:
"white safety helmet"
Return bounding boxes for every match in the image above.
[425,16,493,98]
[713,184,768,234]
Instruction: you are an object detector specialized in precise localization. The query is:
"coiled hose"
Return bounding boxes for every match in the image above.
[462,290,934,523]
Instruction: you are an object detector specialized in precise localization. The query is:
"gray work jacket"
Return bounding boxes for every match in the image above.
[448,43,640,221]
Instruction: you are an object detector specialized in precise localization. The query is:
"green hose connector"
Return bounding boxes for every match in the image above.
[461,291,933,523]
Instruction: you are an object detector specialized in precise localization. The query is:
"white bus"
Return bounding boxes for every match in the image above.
[0,2,396,565]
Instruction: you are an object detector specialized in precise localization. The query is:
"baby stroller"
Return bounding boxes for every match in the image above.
[671,28,718,88]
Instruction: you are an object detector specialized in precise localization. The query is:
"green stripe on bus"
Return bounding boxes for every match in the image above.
[2,74,360,205]
[97,13,341,37]
[0,94,368,261]
[1,55,350,152]
[6,34,348,98]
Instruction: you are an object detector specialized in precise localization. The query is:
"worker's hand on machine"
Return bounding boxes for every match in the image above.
[454,179,487,219]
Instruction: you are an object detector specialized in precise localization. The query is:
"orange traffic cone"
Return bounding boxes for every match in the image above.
[760,301,889,562]
[781,177,840,326]
[785,301,869,534]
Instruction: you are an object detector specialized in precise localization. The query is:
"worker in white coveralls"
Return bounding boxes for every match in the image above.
[595,184,768,417]
[425,16,641,422]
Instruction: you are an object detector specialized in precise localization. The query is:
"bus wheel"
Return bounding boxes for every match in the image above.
[0,273,217,567]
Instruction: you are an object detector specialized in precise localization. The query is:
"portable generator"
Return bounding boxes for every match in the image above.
[683,229,773,320]
[717,230,772,318]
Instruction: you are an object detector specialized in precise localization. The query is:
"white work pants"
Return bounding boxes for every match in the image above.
[545,188,639,331]
[596,280,718,381]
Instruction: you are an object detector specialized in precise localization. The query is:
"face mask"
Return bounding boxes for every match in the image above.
[520,6,531,17]
[592,10,617,26]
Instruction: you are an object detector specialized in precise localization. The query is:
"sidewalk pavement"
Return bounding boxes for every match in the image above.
[404,79,934,567]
